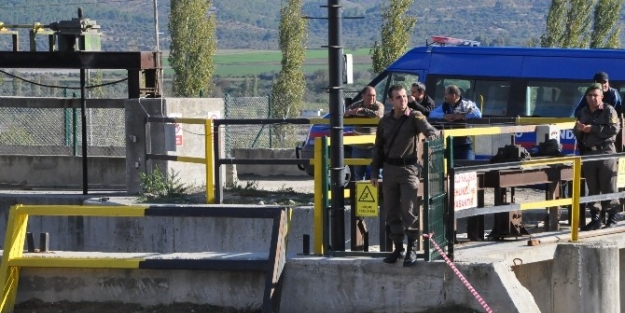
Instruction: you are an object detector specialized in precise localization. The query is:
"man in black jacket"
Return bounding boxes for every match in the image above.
[408,82,436,117]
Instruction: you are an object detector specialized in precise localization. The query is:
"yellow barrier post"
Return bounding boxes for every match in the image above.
[205,119,214,204]
[313,137,324,255]
[571,157,581,242]
[0,205,28,312]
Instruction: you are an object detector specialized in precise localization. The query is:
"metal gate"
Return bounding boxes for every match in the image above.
[423,137,448,261]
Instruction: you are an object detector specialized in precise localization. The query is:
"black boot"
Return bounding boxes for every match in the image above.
[604,211,618,228]
[403,239,417,267]
[383,241,405,264]
[580,210,602,231]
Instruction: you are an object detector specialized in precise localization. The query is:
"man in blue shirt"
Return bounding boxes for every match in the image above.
[429,85,482,160]
[574,71,622,118]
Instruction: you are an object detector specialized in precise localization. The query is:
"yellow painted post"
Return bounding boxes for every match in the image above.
[205,119,215,204]
[570,157,581,242]
[313,137,324,255]
[0,205,28,312]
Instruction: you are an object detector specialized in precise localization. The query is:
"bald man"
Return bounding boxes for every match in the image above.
[344,86,385,181]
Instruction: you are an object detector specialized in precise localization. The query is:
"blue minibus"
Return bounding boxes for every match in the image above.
[298,45,625,174]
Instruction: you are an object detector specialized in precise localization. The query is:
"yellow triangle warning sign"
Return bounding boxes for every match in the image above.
[358,186,376,202]
[356,182,378,217]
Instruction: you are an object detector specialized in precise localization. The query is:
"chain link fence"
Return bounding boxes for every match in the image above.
[223,94,310,157]
[0,107,125,156]
[0,90,363,157]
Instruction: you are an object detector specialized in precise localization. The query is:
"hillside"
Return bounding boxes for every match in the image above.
[0,0,562,52]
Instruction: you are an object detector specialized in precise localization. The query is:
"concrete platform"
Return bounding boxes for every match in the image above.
[1,190,625,312]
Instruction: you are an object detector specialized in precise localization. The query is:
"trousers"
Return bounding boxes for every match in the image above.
[382,163,420,241]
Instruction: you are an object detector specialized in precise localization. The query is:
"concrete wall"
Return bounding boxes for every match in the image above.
[14,259,539,313]
[125,98,225,194]
[0,156,125,189]
[232,148,308,177]
[0,199,381,258]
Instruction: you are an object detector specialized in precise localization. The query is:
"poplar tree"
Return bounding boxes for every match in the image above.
[89,70,105,99]
[271,0,307,147]
[561,0,593,48]
[591,0,623,48]
[540,0,566,47]
[370,0,416,74]
[541,0,622,49]
[168,0,217,97]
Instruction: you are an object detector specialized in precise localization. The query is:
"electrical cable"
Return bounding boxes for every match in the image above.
[0,69,128,89]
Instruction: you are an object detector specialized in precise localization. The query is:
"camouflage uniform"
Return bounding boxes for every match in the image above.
[573,103,620,229]
[371,109,438,242]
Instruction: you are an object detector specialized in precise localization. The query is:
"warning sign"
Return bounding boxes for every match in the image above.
[454,171,477,211]
[174,122,183,146]
[356,182,378,217]
[617,158,625,188]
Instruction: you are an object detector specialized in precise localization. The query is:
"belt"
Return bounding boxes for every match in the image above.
[582,142,613,152]
[385,157,417,166]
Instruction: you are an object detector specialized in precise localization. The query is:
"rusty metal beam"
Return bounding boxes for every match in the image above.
[0,51,159,69]
[484,167,573,188]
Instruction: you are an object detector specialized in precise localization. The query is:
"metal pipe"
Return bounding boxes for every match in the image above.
[80,68,88,194]
[327,0,345,252]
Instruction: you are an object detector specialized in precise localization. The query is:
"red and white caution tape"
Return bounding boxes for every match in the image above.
[423,233,494,313]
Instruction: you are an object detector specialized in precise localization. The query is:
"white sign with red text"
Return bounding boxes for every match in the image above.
[454,172,477,211]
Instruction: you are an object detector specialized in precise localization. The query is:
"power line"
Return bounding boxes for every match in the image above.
[0,69,128,89]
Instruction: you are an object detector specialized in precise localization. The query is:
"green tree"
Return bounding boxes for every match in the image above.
[541,0,621,49]
[271,0,307,147]
[561,0,593,48]
[89,70,105,99]
[168,0,217,97]
[11,71,21,96]
[541,0,566,47]
[590,0,623,48]
[370,0,416,74]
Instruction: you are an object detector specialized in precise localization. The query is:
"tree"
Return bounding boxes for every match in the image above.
[590,0,623,48]
[89,70,105,99]
[370,0,416,73]
[541,0,567,47]
[271,0,307,147]
[541,0,621,49]
[11,71,21,96]
[561,0,593,48]
[168,0,217,97]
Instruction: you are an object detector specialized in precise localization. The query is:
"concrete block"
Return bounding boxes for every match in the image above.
[280,259,540,313]
[552,242,620,313]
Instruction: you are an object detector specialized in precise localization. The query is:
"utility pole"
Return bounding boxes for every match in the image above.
[153,0,160,51]
[327,0,345,251]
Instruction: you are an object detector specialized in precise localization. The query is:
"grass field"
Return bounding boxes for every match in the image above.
[162,48,374,77]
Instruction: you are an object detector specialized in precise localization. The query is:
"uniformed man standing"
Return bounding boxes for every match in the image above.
[573,83,621,231]
[371,84,438,267]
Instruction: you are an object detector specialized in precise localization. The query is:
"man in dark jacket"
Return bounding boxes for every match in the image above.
[574,71,622,117]
[408,82,436,117]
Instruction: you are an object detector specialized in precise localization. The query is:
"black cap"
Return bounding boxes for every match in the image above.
[593,71,609,82]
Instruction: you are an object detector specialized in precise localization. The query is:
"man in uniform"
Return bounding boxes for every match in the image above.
[371,84,438,267]
[408,82,436,117]
[574,71,622,118]
[344,86,385,181]
[429,85,482,160]
[574,83,620,231]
